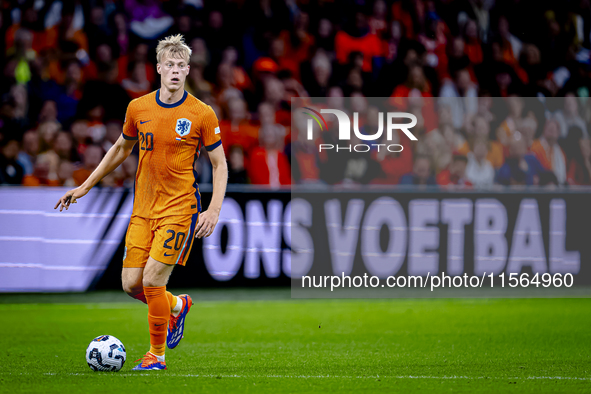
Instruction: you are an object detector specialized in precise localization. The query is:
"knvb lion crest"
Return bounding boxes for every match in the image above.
[175,118,192,137]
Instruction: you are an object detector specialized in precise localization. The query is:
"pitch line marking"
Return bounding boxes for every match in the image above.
[21,373,591,381]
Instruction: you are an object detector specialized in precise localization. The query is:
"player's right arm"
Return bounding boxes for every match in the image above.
[55,103,139,212]
[54,135,137,211]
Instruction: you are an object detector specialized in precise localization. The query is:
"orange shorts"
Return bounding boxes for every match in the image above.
[123,213,199,268]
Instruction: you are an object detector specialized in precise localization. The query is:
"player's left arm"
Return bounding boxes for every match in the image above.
[195,145,228,238]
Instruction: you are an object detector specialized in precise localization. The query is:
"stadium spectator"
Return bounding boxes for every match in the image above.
[21,143,61,186]
[373,141,413,185]
[436,153,472,187]
[247,124,291,187]
[439,68,478,129]
[71,119,91,157]
[369,0,388,36]
[73,144,103,186]
[269,37,299,81]
[185,60,213,99]
[37,121,61,153]
[316,18,335,53]
[563,127,591,185]
[335,12,382,73]
[462,19,483,65]
[87,105,107,144]
[6,28,35,86]
[262,77,291,127]
[216,62,243,107]
[220,46,252,93]
[497,132,546,186]
[53,131,77,162]
[554,93,588,139]
[17,130,39,175]
[399,155,437,186]
[303,50,332,98]
[227,145,248,184]
[392,63,432,98]
[38,100,59,124]
[8,84,29,131]
[497,96,526,147]
[103,120,123,152]
[121,61,151,99]
[220,98,258,157]
[50,60,83,125]
[291,109,322,185]
[466,139,495,188]
[459,114,504,169]
[420,121,464,174]
[496,16,523,74]
[531,119,567,184]
[519,116,538,153]
[117,43,155,85]
[112,12,130,56]
[57,160,76,187]
[0,139,24,184]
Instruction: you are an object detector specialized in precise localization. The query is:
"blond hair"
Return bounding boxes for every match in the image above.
[156,34,192,64]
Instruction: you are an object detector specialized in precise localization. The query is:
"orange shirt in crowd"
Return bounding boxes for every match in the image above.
[465,41,483,65]
[371,138,414,185]
[218,120,259,157]
[390,86,438,132]
[294,151,320,182]
[279,30,315,66]
[247,148,291,186]
[6,24,51,53]
[530,139,566,170]
[391,2,415,40]
[335,30,383,72]
[44,26,89,52]
[73,167,92,186]
[458,140,505,169]
[21,175,60,187]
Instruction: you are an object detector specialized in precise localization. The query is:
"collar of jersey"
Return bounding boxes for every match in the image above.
[155,89,188,108]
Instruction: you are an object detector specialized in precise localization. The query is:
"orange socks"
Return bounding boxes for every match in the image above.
[166,291,175,308]
[144,286,170,356]
[131,290,177,315]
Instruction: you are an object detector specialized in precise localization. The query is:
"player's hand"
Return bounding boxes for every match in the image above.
[54,187,89,212]
[195,210,219,238]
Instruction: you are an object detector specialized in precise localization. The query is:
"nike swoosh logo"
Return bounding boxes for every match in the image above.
[164,252,174,257]
[155,323,166,327]
[140,120,152,124]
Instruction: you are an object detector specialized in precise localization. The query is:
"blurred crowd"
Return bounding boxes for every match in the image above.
[2,0,591,188]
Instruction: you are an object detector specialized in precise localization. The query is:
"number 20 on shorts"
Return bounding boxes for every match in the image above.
[163,230,186,251]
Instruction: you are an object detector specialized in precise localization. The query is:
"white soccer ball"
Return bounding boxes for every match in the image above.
[85,335,126,372]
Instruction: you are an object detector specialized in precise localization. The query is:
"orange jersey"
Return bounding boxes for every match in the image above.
[122,90,222,218]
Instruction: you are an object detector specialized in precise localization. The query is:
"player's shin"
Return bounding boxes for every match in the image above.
[144,286,170,358]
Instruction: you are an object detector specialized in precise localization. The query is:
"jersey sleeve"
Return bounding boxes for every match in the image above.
[122,102,138,140]
[201,106,222,151]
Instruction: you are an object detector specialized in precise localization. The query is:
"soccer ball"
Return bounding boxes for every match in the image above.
[85,335,126,372]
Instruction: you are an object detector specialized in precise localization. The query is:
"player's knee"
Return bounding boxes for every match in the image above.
[142,272,167,288]
[121,268,144,296]
[122,281,142,297]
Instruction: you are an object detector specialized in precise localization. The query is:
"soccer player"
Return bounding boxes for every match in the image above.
[54,35,228,371]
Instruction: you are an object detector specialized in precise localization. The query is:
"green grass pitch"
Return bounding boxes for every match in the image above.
[0,289,590,393]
